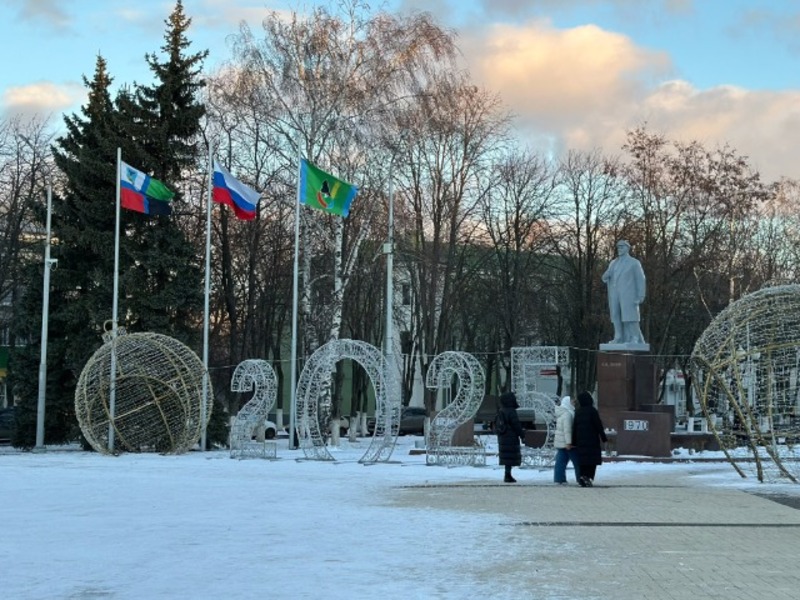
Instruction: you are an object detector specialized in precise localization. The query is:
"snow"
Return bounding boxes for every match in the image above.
[1,435,796,599]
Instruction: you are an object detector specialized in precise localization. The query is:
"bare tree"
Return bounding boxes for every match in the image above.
[476,149,557,389]
[393,76,510,413]
[0,116,55,350]
[546,149,627,391]
[214,1,457,438]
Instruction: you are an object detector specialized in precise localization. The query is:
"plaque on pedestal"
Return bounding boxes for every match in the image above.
[616,411,671,457]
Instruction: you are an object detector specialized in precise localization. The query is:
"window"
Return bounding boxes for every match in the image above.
[401,283,411,306]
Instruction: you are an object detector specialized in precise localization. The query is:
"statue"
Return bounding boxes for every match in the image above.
[602,240,646,345]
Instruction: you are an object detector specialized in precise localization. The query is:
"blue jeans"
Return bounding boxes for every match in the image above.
[554,448,580,483]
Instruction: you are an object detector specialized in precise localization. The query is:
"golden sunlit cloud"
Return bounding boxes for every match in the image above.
[459,18,800,182]
[462,18,672,124]
[3,81,84,118]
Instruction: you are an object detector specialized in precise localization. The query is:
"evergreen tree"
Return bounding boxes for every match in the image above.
[10,2,214,448]
[10,55,124,447]
[114,0,207,343]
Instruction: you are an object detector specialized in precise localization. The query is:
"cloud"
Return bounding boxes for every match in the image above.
[195,0,291,29]
[461,19,672,125]
[633,83,800,183]
[13,0,71,30]
[2,81,85,119]
[448,0,695,21]
[728,8,800,55]
[459,18,799,182]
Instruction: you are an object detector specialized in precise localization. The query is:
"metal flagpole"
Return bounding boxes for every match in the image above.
[34,184,54,452]
[289,152,302,450]
[384,180,394,361]
[108,148,122,452]
[200,146,214,451]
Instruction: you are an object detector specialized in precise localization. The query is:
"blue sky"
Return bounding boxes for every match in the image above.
[3,0,799,181]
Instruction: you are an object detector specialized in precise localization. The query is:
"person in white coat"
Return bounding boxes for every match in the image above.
[553,395,580,484]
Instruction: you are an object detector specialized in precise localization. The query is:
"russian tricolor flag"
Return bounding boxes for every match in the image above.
[212,160,260,220]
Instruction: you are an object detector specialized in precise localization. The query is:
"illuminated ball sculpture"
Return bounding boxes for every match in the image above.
[75,330,211,455]
[690,284,800,483]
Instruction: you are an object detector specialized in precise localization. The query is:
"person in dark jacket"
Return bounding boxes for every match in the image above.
[495,391,526,483]
[572,391,608,487]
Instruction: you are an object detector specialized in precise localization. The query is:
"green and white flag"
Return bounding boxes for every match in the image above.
[297,158,358,217]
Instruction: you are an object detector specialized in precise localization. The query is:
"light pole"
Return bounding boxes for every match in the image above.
[34,185,55,451]
[383,180,394,363]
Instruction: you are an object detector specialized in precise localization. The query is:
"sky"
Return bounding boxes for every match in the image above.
[4,433,799,600]
[2,0,799,182]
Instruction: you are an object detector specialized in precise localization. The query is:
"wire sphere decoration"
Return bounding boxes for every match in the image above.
[75,328,212,455]
[690,283,800,483]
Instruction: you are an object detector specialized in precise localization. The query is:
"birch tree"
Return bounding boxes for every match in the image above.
[223,1,456,440]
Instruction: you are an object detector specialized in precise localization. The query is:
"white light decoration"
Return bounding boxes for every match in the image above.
[230,359,278,459]
[511,347,566,468]
[691,283,800,483]
[520,390,558,468]
[75,330,211,455]
[295,339,400,463]
[425,351,486,466]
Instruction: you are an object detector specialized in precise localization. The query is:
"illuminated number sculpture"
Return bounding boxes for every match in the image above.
[75,329,211,455]
[425,351,486,466]
[230,359,278,459]
[511,347,567,468]
[295,339,400,463]
[691,284,800,483]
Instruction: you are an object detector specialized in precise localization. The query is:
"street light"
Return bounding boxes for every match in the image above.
[34,185,55,451]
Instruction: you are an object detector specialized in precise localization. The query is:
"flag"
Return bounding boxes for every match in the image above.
[120,161,174,215]
[212,160,259,220]
[298,158,358,217]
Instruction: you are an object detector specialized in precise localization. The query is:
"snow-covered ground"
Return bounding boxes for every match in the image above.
[2,435,796,600]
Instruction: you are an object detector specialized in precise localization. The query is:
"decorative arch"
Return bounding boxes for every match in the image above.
[296,339,400,463]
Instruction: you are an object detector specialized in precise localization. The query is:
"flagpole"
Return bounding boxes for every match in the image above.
[384,180,394,363]
[34,184,53,452]
[201,146,214,451]
[289,153,302,450]
[108,148,122,453]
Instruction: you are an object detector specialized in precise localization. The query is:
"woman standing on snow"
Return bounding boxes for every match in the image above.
[553,395,580,484]
[572,391,607,487]
[495,391,526,483]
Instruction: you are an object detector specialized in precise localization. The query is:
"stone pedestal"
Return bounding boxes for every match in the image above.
[639,403,676,432]
[596,350,657,430]
[616,411,671,457]
[452,419,475,446]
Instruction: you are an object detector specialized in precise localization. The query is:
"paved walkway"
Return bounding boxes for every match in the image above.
[392,465,800,599]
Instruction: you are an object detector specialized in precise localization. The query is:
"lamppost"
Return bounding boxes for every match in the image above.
[34,185,56,451]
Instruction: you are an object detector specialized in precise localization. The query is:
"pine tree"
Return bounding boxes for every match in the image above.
[10,55,124,447]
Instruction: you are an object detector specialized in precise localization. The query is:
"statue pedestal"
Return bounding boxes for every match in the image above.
[616,411,671,457]
[596,350,657,432]
[599,342,650,352]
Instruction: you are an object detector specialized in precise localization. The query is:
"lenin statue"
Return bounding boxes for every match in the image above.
[602,240,646,345]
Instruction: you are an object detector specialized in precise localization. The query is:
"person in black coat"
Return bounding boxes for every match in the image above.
[572,390,608,487]
[495,391,525,483]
